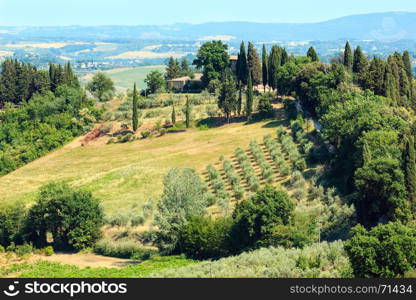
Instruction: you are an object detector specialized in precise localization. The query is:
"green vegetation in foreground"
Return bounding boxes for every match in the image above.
[106,66,165,90]
[1,256,195,278]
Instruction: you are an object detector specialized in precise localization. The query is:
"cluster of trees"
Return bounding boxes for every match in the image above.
[154,170,314,260]
[0,182,103,251]
[0,59,79,107]
[0,60,100,176]
[165,57,194,80]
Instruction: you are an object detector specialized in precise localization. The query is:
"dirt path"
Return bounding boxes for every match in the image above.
[37,253,138,268]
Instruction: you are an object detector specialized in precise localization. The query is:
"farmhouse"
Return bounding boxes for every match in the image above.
[167,73,203,91]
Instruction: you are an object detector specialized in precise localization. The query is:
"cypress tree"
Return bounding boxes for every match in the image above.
[237,86,243,116]
[246,74,253,120]
[268,46,281,91]
[185,96,191,128]
[352,46,368,74]
[404,136,416,214]
[0,59,18,105]
[262,44,268,92]
[236,42,248,85]
[132,83,139,132]
[281,48,289,65]
[171,105,176,125]
[307,47,319,62]
[247,42,262,86]
[344,41,353,71]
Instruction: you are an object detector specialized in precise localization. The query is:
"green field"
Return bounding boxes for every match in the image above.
[106,66,165,90]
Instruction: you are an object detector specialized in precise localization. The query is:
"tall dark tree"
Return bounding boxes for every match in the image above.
[171,105,176,125]
[262,44,268,92]
[132,83,139,132]
[247,42,262,86]
[344,42,353,71]
[236,41,248,85]
[185,96,191,128]
[268,46,282,91]
[246,74,254,120]
[404,136,416,214]
[281,48,289,65]
[352,46,368,74]
[307,47,319,62]
[237,87,243,116]
[180,57,193,77]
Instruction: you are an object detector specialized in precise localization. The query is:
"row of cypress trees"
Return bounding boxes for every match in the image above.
[0,59,79,107]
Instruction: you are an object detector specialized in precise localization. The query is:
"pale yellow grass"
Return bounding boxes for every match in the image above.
[0,120,278,213]
[5,43,68,49]
[108,51,186,59]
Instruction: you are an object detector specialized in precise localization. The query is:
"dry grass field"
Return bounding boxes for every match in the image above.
[0,119,280,214]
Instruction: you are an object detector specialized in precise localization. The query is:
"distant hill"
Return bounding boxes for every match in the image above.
[1,12,416,41]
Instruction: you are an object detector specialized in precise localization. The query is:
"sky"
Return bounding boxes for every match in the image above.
[0,0,416,26]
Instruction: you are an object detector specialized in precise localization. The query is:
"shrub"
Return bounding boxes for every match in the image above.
[94,238,157,260]
[178,216,233,260]
[15,243,33,257]
[101,123,113,134]
[159,128,167,136]
[233,186,245,200]
[295,159,307,171]
[42,246,54,256]
[25,182,103,251]
[131,215,146,227]
[257,96,274,118]
[141,130,151,139]
[292,188,307,200]
[0,245,4,253]
[106,214,130,227]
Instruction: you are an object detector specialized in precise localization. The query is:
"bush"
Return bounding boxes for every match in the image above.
[292,188,307,200]
[94,238,157,260]
[15,243,33,257]
[178,216,233,260]
[141,130,151,139]
[0,245,4,253]
[42,246,54,256]
[344,222,416,278]
[25,182,103,251]
[105,214,130,227]
[131,215,146,227]
[257,95,274,118]
[295,158,307,171]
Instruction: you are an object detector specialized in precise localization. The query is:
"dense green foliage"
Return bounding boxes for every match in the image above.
[0,59,78,106]
[153,168,209,254]
[231,185,295,250]
[1,256,195,278]
[178,216,233,260]
[144,70,166,94]
[193,41,230,87]
[345,222,416,278]
[152,241,351,278]
[0,85,99,176]
[25,182,103,250]
[86,72,115,102]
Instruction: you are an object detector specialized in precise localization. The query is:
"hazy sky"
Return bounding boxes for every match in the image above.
[0,0,416,26]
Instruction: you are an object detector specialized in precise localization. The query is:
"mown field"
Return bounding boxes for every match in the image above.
[0,118,280,214]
